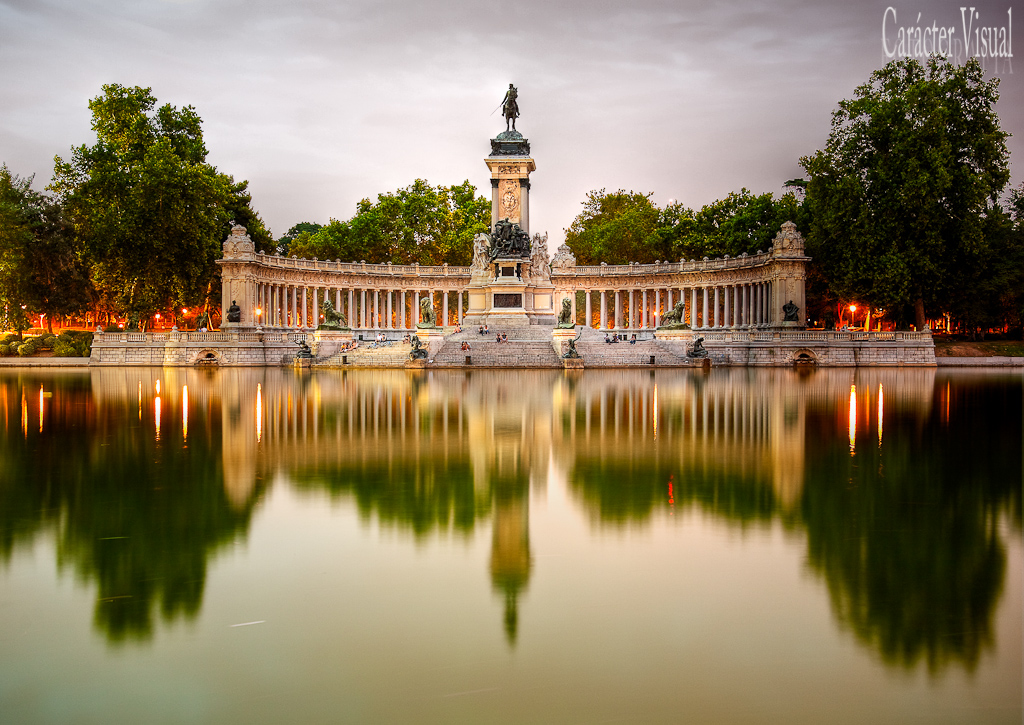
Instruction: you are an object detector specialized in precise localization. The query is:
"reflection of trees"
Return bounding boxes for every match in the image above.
[290,458,481,537]
[569,460,777,528]
[562,370,1021,675]
[800,377,1021,674]
[0,373,260,645]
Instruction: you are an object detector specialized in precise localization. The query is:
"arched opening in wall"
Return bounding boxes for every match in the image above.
[195,349,221,366]
[792,349,817,366]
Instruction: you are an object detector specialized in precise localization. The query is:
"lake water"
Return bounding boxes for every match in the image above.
[0,367,1020,724]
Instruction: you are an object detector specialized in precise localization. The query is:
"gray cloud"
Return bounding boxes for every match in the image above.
[1,0,1019,242]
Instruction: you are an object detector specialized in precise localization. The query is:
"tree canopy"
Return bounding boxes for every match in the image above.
[564,188,802,265]
[286,180,489,265]
[800,57,1011,331]
[0,166,92,332]
[48,84,267,319]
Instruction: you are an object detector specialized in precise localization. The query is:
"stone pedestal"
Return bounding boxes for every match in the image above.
[654,329,694,343]
[466,259,532,327]
[551,327,579,358]
[312,328,353,358]
[414,327,446,358]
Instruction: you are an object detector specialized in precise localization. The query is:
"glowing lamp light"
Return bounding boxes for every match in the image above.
[155,313,161,319]
[182,308,188,315]
[849,304,857,313]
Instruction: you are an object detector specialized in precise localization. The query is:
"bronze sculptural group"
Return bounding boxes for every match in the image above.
[487,218,531,261]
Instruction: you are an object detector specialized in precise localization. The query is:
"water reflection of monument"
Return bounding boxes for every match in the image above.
[74,365,1022,672]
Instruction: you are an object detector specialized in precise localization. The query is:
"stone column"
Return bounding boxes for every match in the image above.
[289,287,296,327]
[584,290,592,328]
[312,287,319,329]
[641,289,648,328]
[600,290,607,329]
[722,286,729,328]
[570,289,577,325]
[690,288,698,328]
[614,290,622,329]
[412,290,420,326]
[442,290,449,327]
[701,288,709,329]
[457,290,464,326]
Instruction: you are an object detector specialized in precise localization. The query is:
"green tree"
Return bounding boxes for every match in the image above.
[287,220,351,261]
[287,180,489,265]
[664,189,803,260]
[49,84,251,320]
[0,166,92,332]
[564,189,669,264]
[801,58,1010,330]
[276,221,323,255]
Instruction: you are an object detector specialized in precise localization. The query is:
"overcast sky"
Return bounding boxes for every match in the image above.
[1,0,1020,243]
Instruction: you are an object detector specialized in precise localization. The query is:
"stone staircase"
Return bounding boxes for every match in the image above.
[317,340,412,368]
[314,326,694,368]
[573,327,690,367]
[433,326,561,368]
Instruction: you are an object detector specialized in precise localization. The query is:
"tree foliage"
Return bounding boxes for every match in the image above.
[564,190,668,264]
[0,166,92,332]
[800,58,1011,330]
[276,221,323,255]
[564,188,802,265]
[49,84,258,319]
[286,180,489,265]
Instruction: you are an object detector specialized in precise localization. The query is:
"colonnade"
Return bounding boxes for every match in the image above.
[251,283,470,330]
[561,281,776,331]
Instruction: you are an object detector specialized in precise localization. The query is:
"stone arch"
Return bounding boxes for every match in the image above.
[792,348,818,365]
[192,349,222,366]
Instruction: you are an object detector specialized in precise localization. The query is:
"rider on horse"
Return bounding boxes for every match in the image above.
[502,84,519,132]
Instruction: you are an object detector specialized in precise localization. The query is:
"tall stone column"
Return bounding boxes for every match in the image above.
[442,290,449,327]
[600,290,607,329]
[614,290,622,329]
[312,288,319,329]
[485,154,536,233]
[413,290,420,326]
[701,288,709,329]
[585,291,592,328]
